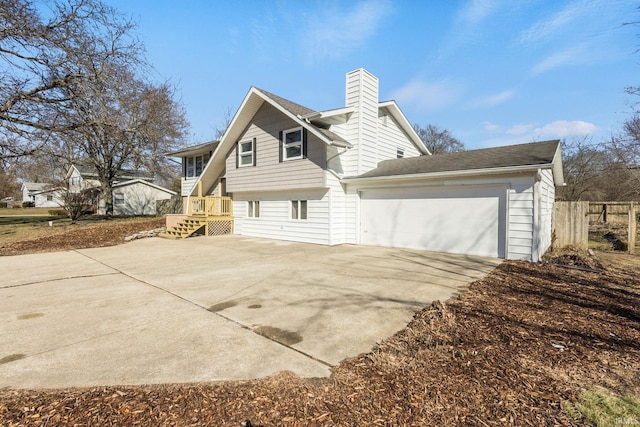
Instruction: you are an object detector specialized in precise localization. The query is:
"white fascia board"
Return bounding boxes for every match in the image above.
[300,106,355,123]
[379,101,430,155]
[342,163,556,185]
[166,141,218,158]
[551,143,565,186]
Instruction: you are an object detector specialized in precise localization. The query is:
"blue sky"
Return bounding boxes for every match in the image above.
[107,0,638,150]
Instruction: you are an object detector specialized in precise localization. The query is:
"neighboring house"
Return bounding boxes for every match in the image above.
[170,68,564,261]
[107,179,176,216]
[21,182,63,208]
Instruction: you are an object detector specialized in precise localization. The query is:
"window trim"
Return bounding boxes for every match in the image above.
[114,192,125,206]
[291,200,307,220]
[248,200,260,218]
[282,127,304,161]
[184,152,211,178]
[236,138,256,168]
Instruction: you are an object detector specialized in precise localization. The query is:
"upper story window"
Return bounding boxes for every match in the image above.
[397,148,404,159]
[184,152,211,178]
[236,138,256,168]
[283,127,303,160]
[280,127,307,162]
[239,140,254,167]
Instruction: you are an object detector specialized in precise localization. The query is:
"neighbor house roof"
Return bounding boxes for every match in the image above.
[21,182,52,192]
[343,140,564,185]
[69,164,154,181]
[112,179,176,195]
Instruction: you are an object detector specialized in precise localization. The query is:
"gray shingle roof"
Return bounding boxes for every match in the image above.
[354,140,561,179]
[74,164,154,180]
[257,88,350,145]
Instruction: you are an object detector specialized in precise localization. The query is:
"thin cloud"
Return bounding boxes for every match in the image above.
[534,120,597,137]
[507,123,534,135]
[531,45,588,74]
[391,78,464,112]
[468,90,514,108]
[518,0,586,45]
[458,0,499,26]
[302,0,393,62]
[482,121,502,132]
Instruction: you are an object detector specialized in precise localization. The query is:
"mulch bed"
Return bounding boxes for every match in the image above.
[0,246,638,425]
[0,217,165,256]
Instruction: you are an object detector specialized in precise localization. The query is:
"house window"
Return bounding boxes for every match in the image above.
[291,200,307,220]
[46,195,53,201]
[114,192,124,205]
[283,127,303,160]
[248,201,260,218]
[185,153,211,178]
[238,139,254,167]
[186,157,194,177]
[397,148,404,159]
[195,156,203,176]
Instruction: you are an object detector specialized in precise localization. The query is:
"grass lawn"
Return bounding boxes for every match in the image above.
[0,213,159,246]
[0,207,54,216]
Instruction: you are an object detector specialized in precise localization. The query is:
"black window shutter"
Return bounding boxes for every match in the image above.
[252,137,257,166]
[182,157,186,177]
[235,142,239,168]
[278,131,283,163]
[302,128,308,159]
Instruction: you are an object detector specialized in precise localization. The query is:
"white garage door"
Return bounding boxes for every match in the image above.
[360,186,506,258]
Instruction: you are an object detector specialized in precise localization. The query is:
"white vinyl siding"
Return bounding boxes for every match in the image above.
[536,169,555,261]
[506,176,536,260]
[343,69,379,176]
[377,111,421,161]
[225,103,325,192]
[232,189,331,245]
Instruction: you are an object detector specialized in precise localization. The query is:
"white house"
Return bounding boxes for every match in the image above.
[167,68,564,261]
[21,182,64,208]
[107,179,176,216]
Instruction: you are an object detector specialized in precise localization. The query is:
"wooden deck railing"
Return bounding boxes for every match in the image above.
[188,196,232,217]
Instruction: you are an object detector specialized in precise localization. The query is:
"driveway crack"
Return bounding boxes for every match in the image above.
[74,250,334,369]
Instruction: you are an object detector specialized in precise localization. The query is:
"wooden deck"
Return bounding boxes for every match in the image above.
[161,196,233,239]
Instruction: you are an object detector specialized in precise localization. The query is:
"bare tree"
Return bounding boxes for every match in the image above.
[61,185,100,221]
[214,106,234,139]
[1,0,189,216]
[0,0,142,160]
[412,123,464,154]
[0,165,20,200]
[557,138,608,201]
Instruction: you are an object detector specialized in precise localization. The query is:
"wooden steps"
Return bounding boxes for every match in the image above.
[159,218,207,239]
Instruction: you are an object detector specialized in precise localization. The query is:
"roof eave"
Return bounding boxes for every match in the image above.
[341,163,557,184]
[378,100,430,155]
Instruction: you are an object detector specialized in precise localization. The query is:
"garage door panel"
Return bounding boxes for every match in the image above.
[361,187,505,258]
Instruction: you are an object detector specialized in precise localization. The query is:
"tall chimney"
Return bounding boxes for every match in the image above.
[345,68,379,174]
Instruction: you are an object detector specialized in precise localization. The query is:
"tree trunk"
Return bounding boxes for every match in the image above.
[101,179,114,217]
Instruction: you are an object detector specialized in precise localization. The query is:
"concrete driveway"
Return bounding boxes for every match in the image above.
[0,235,501,389]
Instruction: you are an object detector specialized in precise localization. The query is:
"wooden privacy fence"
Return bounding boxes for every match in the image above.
[553,201,589,250]
[553,201,637,254]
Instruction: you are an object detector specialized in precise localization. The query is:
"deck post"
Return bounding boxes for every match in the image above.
[197,181,202,198]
